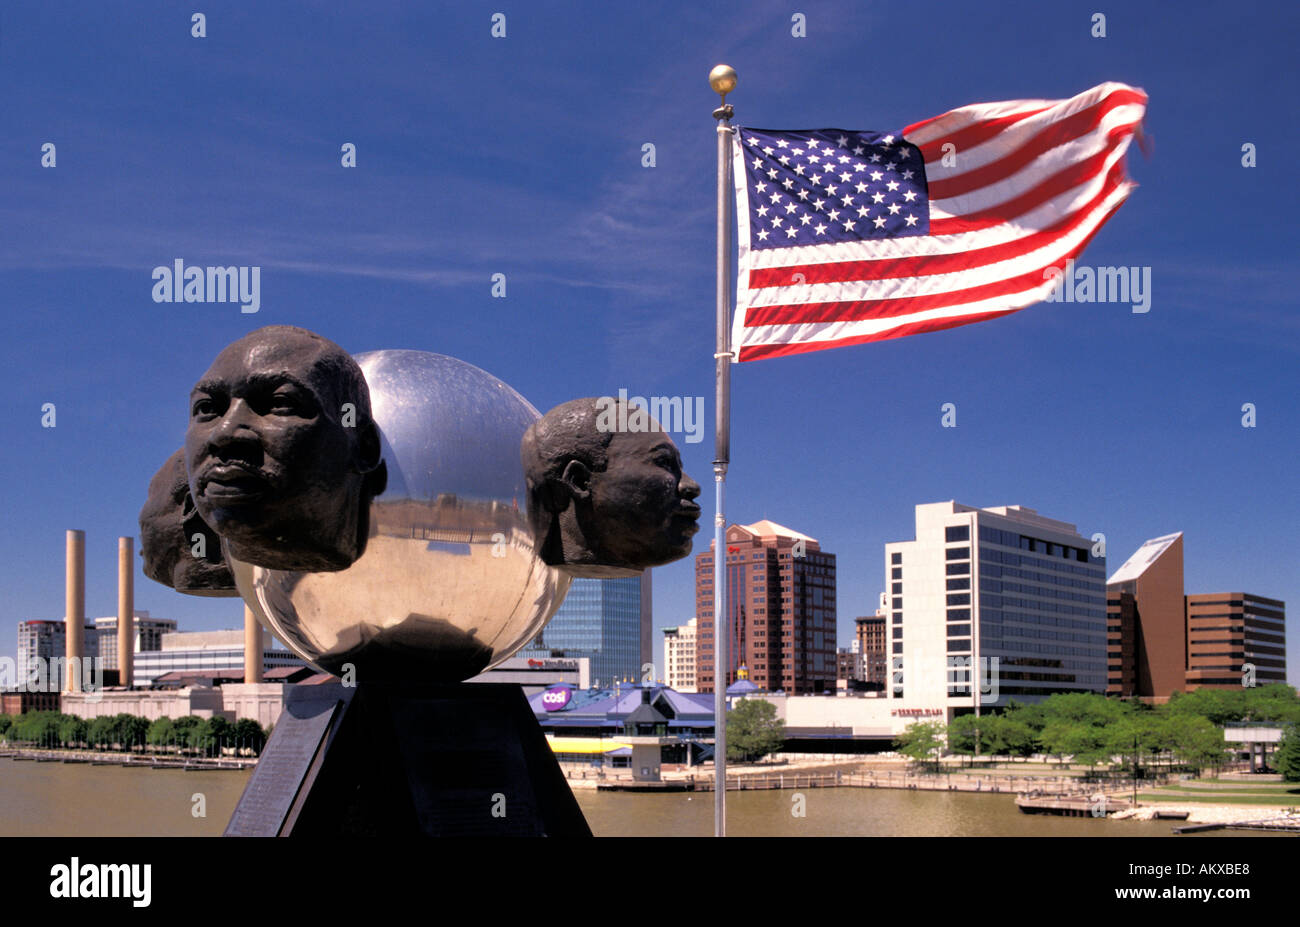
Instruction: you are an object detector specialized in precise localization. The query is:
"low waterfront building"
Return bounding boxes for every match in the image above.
[465,655,590,695]
[529,683,714,767]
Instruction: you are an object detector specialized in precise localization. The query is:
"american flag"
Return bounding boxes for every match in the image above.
[731,82,1147,361]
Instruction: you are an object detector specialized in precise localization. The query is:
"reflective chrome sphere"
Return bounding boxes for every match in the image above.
[229,350,571,682]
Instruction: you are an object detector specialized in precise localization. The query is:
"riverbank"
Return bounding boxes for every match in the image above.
[0,747,255,769]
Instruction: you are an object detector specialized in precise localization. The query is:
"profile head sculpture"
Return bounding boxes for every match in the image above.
[139,448,238,596]
[184,325,387,572]
[521,396,701,576]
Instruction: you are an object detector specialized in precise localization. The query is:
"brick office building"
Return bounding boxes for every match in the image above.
[695,520,836,695]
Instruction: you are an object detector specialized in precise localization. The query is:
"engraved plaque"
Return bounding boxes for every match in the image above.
[224,687,346,836]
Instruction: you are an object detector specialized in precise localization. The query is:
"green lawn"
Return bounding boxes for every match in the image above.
[1152,783,1300,795]
[1138,791,1300,806]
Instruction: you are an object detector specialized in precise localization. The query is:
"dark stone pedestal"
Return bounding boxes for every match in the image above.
[224,682,591,837]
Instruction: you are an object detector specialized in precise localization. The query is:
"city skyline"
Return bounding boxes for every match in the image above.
[1,3,1295,687]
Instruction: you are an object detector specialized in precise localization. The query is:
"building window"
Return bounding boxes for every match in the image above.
[947,639,971,653]
[947,623,971,637]
[946,547,970,561]
[892,597,902,610]
[892,643,903,654]
[891,552,902,565]
[946,593,970,606]
[891,567,902,580]
[891,582,902,594]
[945,525,970,542]
[892,627,902,639]
[946,562,969,576]
[946,578,970,591]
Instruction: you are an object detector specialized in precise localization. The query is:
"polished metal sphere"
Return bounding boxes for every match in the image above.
[229,350,571,682]
[708,64,737,97]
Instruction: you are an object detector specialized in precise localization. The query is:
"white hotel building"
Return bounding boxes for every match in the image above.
[885,502,1109,716]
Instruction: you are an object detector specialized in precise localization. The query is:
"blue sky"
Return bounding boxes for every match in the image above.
[1,1,1296,684]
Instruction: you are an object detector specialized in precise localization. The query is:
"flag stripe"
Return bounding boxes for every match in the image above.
[915,106,1052,164]
[742,189,1126,327]
[748,162,1127,288]
[927,91,1146,199]
[903,98,1057,146]
[737,307,1021,361]
[921,85,1145,175]
[928,127,1136,236]
[928,108,1142,217]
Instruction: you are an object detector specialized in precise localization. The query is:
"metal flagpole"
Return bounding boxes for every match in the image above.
[708,63,736,838]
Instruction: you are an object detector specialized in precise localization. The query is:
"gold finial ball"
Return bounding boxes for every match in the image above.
[709,64,737,97]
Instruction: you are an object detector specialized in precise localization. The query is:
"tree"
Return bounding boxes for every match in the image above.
[1164,714,1228,773]
[0,714,13,738]
[946,714,981,763]
[999,718,1035,761]
[86,716,114,748]
[230,718,267,754]
[147,717,175,749]
[1274,725,1300,783]
[116,714,149,750]
[195,716,232,756]
[895,721,944,772]
[11,711,60,746]
[726,699,785,763]
[57,714,88,747]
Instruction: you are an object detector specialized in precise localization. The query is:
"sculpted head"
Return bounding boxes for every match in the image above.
[521,397,701,576]
[184,325,387,572]
[139,448,238,596]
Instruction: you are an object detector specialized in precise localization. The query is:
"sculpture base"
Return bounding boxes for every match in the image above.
[224,681,591,837]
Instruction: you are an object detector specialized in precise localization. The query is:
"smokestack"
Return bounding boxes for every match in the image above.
[65,529,85,692]
[244,604,263,683]
[117,536,133,687]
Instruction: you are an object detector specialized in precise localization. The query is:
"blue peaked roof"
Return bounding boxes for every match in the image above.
[527,684,714,723]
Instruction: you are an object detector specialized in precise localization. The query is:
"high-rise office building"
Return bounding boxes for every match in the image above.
[885,502,1108,710]
[93,611,178,671]
[1185,593,1286,690]
[695,520,837,695]
[16,619,99,690]
[1106,533,1186,699]
[662,618,698,692]
[855,611,888,689]
[1106,531,1287,697]
[519,572,652,687]
[836,647,862,682]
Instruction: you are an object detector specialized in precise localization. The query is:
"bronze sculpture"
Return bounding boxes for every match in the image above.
[521,396,702,576]
[184,326,387,572]
[138,448,238,596]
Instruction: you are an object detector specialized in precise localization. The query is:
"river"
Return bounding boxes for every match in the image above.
[3,757,1250,837]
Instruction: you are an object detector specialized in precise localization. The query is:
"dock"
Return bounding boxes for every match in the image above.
[1015,792,1134,816]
